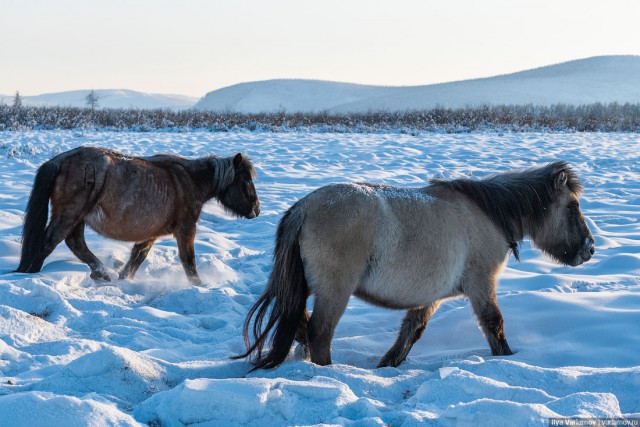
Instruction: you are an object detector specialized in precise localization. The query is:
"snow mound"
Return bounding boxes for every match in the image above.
[0,392,140,427]
[135,376,388,427]
[30,347,168,406]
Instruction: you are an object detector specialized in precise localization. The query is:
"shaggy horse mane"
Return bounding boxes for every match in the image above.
[207,154,256,193]
[430,161,582,260]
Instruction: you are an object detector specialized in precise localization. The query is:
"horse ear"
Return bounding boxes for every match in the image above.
[233,153,243,169]
[555,170,568,190]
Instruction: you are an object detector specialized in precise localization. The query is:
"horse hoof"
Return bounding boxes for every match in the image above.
[294,343,310,361]
[377,359,396,369]
[90,271,111,282]
[117,271,131,281]
[189,277,204,287]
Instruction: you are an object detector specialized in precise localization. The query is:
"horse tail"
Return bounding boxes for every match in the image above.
[234,200,308,370]
[16,158,61,273]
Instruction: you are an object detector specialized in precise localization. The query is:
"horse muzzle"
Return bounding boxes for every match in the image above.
[245,206,260,219]
[572,236,595,266]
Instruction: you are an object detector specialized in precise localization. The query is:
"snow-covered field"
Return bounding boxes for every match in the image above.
[0,131,639,426]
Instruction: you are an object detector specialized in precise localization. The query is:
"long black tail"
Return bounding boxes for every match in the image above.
[16,159,61,273]
[233,201,309,370]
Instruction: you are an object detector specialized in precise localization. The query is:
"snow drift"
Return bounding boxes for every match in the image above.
[0,131,639,426]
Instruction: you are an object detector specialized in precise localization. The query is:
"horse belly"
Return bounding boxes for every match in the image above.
[356,201,471,308]
[84,206,109,235]
[358,252,467,308]
[85,202,172,242]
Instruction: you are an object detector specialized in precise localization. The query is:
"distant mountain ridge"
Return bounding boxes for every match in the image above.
[0,89,198,110]
[3,56,639,113]
[195,55,640,113]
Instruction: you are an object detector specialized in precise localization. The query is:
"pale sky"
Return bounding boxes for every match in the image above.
[1,0,639,97]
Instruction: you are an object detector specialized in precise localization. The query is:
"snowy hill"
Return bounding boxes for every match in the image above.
[195,55,640,113]
[1,89,198,110]
[194,80,398,114]
[0,94,14,105]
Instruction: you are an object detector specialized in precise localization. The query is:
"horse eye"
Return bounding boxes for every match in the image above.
[567,203,579,212]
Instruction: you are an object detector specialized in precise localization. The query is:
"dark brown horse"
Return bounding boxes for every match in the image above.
[16,146,260,285]
[237,161,594,370]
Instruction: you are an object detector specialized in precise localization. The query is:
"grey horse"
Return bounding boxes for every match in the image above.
[237,161,594,369]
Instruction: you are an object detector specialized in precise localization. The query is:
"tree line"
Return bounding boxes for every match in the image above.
[1,102,639,132]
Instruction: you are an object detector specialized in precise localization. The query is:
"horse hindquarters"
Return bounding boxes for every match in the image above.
[243,187,374,367]
[298,189,378,365]
[18,148,107,276]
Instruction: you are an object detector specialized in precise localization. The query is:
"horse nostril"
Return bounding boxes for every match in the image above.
[585,236,595,256]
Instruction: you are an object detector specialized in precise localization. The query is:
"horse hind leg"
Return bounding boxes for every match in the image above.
[29,213,84,273]
[118,239,156,280]
[378,301,441,368]
[65,221,109,281]
[307,289,352,366]
[295,307,310,346]
[293,307,311,360]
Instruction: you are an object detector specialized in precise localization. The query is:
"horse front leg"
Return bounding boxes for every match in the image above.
[118,238,156,280]
[378,301,441,368]
[466,283,513,356]
[175,225,202,286]
[65,221,110,281]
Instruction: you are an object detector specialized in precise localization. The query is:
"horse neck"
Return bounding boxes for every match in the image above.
[198,157,234,200]
[437,177,549,257]
[181,158,220,201]
[484,178,556,257]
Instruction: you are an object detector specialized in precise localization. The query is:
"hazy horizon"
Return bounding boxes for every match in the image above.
[2,0,639,97]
